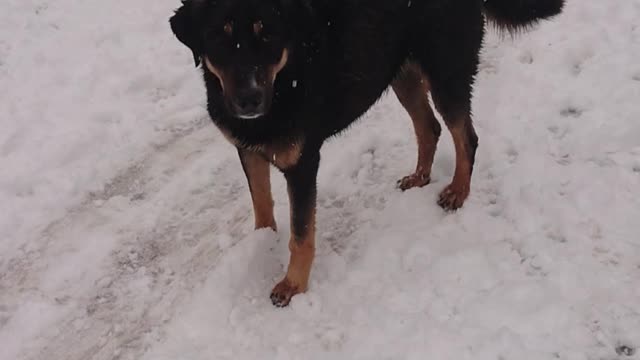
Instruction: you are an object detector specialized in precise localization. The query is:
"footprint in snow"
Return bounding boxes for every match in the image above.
[506,146,519,164]
[560,106,583,118]
[518,50,534,65]
[571,62,583,76]
[547,125,569,140]
[616,345,636,357]
[555,153,572,166]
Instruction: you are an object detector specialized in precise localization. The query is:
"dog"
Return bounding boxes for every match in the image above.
[170,0,564,307]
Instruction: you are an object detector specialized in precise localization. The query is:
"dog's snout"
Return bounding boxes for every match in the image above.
[234,89,265,118]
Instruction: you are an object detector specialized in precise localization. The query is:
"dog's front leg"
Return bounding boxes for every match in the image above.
[270,150,320,307]
[238,148,277,231]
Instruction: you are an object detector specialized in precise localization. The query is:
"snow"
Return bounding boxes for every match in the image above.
[1,0,639,360]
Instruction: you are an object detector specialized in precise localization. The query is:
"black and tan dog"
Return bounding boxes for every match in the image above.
[170,0,564,306]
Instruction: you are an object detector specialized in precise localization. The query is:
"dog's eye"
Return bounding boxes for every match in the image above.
[224,22,233,36]
[253,20,263,36]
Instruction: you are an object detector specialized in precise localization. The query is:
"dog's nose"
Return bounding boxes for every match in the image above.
[234,89,264,116]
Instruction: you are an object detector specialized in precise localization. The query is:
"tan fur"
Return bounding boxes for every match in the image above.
[224,22,233,36]
[253,20,263,36]
[219,127,304,170]
[268,49,289,83]
[449,124,472,192]
[204,48,287,100]
[204,57,225,91]
[240,150,277,231]
[392,63,440,190]
[263,140,304,170]
[271,206,315,306]
[275,233,315,289]
[438,123,472,209]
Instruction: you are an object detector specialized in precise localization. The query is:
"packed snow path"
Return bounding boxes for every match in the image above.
[1,1,639,359]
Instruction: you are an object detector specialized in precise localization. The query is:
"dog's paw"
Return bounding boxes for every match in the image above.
[437,183,469,211]
[396,172,431,191]
[255,221,277,232]
[270,278,300,307]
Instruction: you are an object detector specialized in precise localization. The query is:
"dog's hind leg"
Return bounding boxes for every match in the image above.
[427,58,480,211]
[435,112,478,211]
[238,149,277,231]
[392,62,442,191]
[416,6,484,211]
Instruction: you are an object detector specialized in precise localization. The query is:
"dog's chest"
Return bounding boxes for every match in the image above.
[220,129,303,170]
[260,142,303,170]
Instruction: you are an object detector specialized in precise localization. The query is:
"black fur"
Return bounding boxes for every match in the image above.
[484,0,565,32]
[169,0,563,305]
[169,0,563,147]
[285,150,320,240]
[169,0,204,66]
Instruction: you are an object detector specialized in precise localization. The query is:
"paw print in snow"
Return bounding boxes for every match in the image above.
[560,106,583,118]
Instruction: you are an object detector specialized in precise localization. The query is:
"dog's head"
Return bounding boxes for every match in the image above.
[170,0,299,120]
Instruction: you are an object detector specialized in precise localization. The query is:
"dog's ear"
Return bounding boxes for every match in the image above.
[170,0,204,67]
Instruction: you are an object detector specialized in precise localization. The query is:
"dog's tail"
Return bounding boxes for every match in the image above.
[482,0,565,32]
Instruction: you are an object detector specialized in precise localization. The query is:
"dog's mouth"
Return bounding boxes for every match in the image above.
[231,105,267,120]
[236,112,264,120]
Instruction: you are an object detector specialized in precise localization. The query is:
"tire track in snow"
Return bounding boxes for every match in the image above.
[1,116,258,360]
[1,116,209,297]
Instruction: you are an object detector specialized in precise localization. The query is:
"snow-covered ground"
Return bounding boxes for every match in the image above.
[1,0,639,359]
